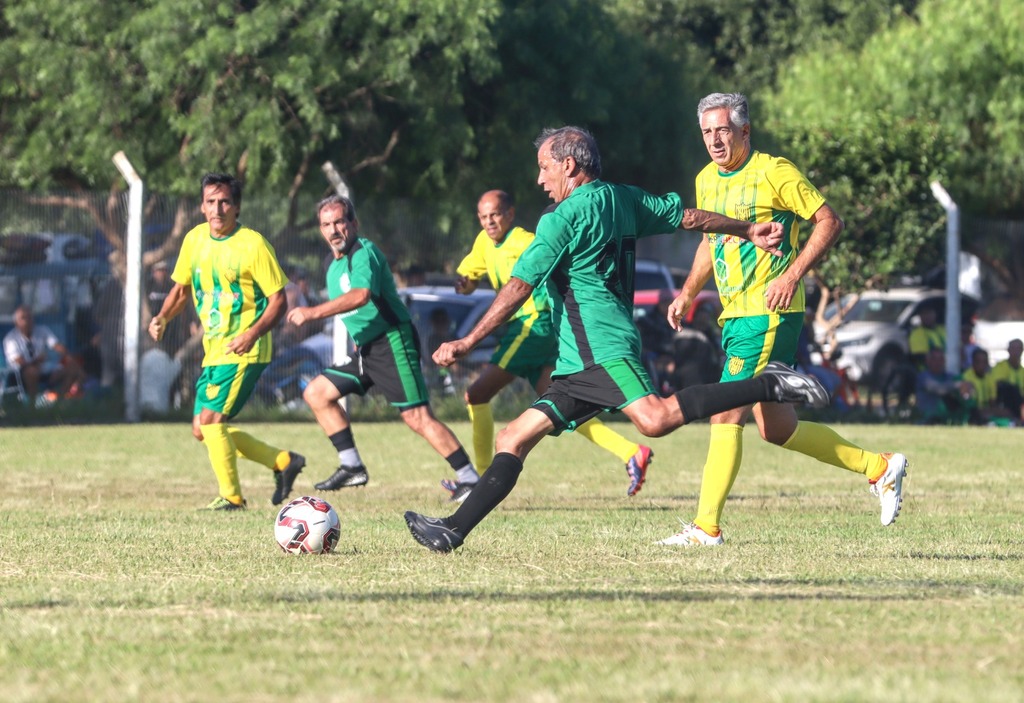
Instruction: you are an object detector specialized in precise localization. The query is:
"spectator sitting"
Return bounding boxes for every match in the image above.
[2,305,86,404]
[908,306,945,370]
[915,348,973,425]
[795,310,845,408]
[990,338,1024,424]
[961,347,1014,426]
[139,337,182,414]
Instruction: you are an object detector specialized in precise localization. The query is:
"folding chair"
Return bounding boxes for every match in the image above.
[1,362,26,403]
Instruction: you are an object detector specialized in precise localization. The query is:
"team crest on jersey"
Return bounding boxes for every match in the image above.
[732,195,756,222]
[206,384,221,400]
[339,272,351,293]
[224,269,238,285]
[728,356,745,376]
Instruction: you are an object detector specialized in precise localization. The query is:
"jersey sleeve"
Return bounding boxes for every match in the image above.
[456,232,489,281]
[631,188,685,239]
[251,238,288,297]
[346,245,380,293]
[511,214,573,287]
[170,230,195,286]
[766,157,826,221]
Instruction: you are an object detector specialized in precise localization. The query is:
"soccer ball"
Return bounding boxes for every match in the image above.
[274,496,341,554]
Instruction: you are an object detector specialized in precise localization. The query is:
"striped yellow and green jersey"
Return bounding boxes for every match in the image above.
[695,150,825,320]
[991,359,1024,395]
[962,367,998,406]
[171,223,287,366]
[456,226,550,323]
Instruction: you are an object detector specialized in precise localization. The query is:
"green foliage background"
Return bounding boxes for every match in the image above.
[1,0,1022,293]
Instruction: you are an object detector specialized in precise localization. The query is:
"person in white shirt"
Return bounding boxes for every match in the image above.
[3,305,85,401]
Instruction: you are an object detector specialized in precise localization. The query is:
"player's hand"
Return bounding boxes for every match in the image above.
[748,221,784,257]
[666,293,694,332]
[227,330,257,355]
[286,307,311,326]
[454,276,476,295]
[433,339,471,367]
[148,316,166,342]
[764,274,798,312]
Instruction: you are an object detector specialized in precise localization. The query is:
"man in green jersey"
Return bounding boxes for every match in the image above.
[404,126,831,553]
[658,93,908,547]
[453,189,654,498]
[286,195,479,498]
[149,173,305,511]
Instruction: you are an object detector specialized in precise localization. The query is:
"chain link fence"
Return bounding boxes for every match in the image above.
[0,188,472,420]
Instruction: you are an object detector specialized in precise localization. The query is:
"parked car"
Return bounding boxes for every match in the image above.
[817,287,979,390]
[400,285,500,369]
[634,259,675,292]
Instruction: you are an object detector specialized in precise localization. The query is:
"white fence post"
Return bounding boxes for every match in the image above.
[112,152,143,422]
[930,180,961,375]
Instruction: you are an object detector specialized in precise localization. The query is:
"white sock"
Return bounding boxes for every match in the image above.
[339,448,362,467]
[456,465,479,484]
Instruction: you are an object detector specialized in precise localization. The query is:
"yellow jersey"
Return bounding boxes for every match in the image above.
[696,150,825,320]
[991,360,1024,394]
[456,226,549,323]
[171,223,287,366]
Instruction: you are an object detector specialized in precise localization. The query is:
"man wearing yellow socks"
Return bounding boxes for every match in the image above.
[658,93,907,546]
[454,190,653,497]
[149,173,305,511]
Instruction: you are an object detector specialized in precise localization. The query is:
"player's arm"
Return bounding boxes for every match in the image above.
[455,236,487,295]
[149,282,191,342]
[680,209,784,256]
[668,238,713,332]
[228,289,287,355]
[433,277,533,367]
[287,288,370,327]
[764,203,843,312]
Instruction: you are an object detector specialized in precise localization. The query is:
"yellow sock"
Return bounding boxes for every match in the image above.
[693,424,744,536]
[576,417,638,463]
[781,421,886,479]
[226,426,288,471]
[468,403,494,468]
[202,423,243,504]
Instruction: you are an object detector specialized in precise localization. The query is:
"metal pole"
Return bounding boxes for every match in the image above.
[112,151,144,422]
[930,181,961,375]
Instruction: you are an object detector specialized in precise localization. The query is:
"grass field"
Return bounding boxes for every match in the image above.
[2,419,1022,702]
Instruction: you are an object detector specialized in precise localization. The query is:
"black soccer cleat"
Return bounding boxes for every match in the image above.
[404,511,464,553]
[762,361,830,409]
[314,464,369,491]
[272,452,306,506]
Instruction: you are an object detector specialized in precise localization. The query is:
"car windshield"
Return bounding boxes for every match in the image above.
[836,298,910,324]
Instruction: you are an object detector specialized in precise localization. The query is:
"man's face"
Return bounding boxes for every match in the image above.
[200,184,239,237]
[700,107,750,172]
[477,195,515,243]
[536,139,573,203]
[13,308,32,334]
[318,203,359,256]
[1009,340,1023,364]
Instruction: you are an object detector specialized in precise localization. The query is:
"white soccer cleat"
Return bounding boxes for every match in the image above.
[870,452,908,526]
[656,521,725,547]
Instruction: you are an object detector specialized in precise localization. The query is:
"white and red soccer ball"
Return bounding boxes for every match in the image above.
[274,496,341,554]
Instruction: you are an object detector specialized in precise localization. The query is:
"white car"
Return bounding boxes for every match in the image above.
[818,287,978,390]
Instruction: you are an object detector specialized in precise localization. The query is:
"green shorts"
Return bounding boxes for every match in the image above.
[322,323,430,409]
[194,361,269,418]
[491,313,558,386]
[719,312,803,382]
[532,357,655,435]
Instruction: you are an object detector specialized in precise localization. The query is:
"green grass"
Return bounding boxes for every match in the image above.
[1,420,1022,702]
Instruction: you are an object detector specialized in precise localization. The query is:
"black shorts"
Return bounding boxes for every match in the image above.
[531,357,655,435]
[321,323,430,409]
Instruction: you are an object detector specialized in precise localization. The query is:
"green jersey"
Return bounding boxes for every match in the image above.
[326,237,411,346]
[511,180,684,375]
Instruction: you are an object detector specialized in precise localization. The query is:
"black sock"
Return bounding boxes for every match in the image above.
[444,447,471,471]
[674,377,771,424]
[448,452,523,536]
[329,428,355,452]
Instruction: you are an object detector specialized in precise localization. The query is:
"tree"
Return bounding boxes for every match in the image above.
[764,0,1024,296]
[0,0,502,275]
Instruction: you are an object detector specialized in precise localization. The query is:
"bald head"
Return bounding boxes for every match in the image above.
[477,190,516,243]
